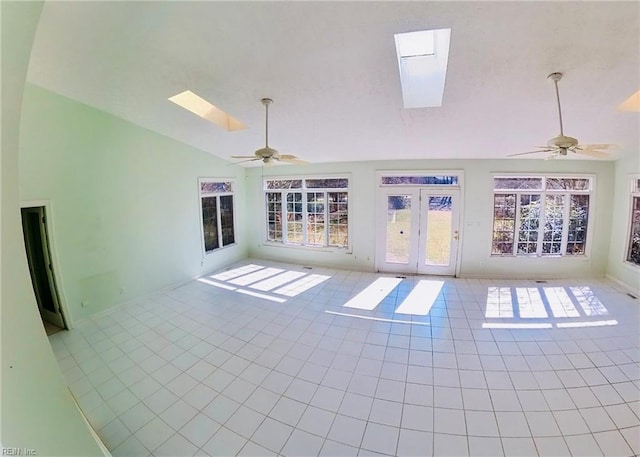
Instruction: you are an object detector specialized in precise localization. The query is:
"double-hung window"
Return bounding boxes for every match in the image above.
[200,179,235,253]
[627,176,640,267]
[265,177,349,248]
[491,176,593,257]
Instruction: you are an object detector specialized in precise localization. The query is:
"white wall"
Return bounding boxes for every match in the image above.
[1,2,106,455]
[606,152,640,292]
[247,158,615,279]
[19,84,248,323]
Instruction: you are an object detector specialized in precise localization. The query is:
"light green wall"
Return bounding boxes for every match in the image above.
[247,158,615,279]
[19,84,248,323]
[1,1,106,455]
[607,151,640,292]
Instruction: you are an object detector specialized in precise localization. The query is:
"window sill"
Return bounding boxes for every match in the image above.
[489,254,590,260]
[262,241,351,254]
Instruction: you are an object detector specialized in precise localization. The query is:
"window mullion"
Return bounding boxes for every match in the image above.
[561,192,571,256]
[302,192,308,245]
[323,191,329,247]
[283,192,289,244]
[536,193,545,256]
[513,194,522,256]
[216,196,223,247]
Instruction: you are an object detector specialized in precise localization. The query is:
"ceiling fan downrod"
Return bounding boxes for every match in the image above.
[547,72,564,137]
[261,98,273,148]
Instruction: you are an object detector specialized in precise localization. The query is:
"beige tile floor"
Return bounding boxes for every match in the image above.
[50,259,640,456]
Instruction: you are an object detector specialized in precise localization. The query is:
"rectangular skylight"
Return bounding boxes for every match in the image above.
[394,29,451,108]
[169,90,246,131]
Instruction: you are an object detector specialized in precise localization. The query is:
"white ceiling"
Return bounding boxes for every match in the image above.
[27,1,640,164]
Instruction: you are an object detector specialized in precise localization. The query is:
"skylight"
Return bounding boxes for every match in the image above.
[168,90,246,132]
[394,29,451,108]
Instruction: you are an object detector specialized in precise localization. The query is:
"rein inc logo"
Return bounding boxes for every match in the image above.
[1,449,36,456]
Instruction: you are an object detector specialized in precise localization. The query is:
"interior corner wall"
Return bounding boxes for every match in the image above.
[1,2,106,455]
[18,84,248,324]
[606,152,640,293]
[246,158,615,279]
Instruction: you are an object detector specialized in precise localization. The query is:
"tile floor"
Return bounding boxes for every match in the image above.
[49,259,640,456]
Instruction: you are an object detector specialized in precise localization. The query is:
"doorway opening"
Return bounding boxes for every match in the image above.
[21,206,67,335]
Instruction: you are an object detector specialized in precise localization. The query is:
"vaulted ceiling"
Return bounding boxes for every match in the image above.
[27,1,639,164]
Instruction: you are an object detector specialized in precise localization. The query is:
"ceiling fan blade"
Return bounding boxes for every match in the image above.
[230,158,261,165]
[579,143,618,151]
[230,155,259,159]
[277,154,308,165]
[508,149,555,157]
[574,148,610,159]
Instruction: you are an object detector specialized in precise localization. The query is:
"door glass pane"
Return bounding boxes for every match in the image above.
[425,196,452,265]
[386,195,411,263]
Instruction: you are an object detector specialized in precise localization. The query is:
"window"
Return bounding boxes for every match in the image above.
[200,179,235,253]
[265,177,349,248]
[627,177,640,266]
[491,176,593,257]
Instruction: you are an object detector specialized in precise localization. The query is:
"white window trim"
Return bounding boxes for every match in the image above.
[624,173,640,269]
[198,177,237,256]
[262,174,352,252]
[490,173,596,259]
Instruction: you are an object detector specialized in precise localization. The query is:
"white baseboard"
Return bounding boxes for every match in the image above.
[605,273,640,297]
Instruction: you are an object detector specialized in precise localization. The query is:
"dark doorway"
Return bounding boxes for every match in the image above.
[21,206,66,335]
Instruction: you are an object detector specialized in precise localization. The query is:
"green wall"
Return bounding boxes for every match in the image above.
[19,84,248,324]
[246,158,616,279]
[1,1,106,455]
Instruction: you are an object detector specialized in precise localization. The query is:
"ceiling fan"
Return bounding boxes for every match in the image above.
[509,72,616,159]
[231,98,307,166]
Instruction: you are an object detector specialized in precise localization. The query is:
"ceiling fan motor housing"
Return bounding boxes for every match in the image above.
[548,135,578,149]
[255,146,279,158]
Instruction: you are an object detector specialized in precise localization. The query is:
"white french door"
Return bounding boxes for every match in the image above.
[376,188,460,275]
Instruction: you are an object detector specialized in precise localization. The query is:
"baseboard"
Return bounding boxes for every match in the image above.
[605,273,640,297]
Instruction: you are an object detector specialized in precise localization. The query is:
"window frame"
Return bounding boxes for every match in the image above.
[263,175,351,251]
[198,178,237,255]
[625,174,640,268]
[490,174,596,258]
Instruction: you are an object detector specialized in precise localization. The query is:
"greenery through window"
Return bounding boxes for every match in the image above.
[491,176,592,256]
[200,179,235,253]
[265,177,349,248]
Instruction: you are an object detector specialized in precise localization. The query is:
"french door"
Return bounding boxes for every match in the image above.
[376,188,460,275]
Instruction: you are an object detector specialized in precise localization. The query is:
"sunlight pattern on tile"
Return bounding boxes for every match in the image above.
[482,322,552,329]
[485,287,514,318]
[210,264,264,281]
[395,280,443,315]
[237,289,287,303]
[197,278,236,290]
[516,287,548,318]
[325,310,430,325]
[543,287,580,318]
[556,319,618,328]
[229,267,284,286]
[249,271,307,292]
[342,277,402,311]
[274,274,331,297]
[570,286,609,316]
